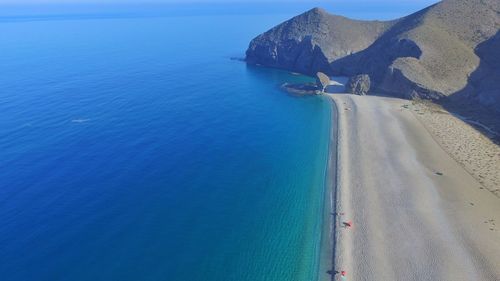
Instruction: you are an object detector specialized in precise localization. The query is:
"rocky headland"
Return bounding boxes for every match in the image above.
[246,0,500,134]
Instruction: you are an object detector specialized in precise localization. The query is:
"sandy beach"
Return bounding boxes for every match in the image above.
[330,94,500,281]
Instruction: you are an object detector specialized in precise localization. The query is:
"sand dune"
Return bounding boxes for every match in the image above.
[330,94,500,281]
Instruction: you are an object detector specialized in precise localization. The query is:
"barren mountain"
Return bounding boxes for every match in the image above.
[246,0,500,114]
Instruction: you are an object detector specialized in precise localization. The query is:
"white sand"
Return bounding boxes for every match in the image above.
[330,94,500,281]
[409,100,500,197]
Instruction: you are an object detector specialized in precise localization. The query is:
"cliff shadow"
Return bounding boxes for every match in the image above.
[246,35,332,77]
[327,7,428,85]
[287,36,332,76]
[439,30,500,143]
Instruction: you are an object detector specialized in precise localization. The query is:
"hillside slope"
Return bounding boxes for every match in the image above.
[246,0,500,112]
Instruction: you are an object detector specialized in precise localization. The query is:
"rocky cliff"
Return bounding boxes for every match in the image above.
[246,0,500,113]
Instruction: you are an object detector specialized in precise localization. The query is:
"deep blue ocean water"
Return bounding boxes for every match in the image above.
[0,12,333,281]
[0,2,435,279]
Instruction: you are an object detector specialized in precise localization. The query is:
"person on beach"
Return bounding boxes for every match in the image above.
[343,221,352,228]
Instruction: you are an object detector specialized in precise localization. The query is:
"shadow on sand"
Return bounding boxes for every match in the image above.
[438,30,500,143]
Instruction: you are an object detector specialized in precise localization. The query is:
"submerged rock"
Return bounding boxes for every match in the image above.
[347,74,371,95]
[281,82,320,95]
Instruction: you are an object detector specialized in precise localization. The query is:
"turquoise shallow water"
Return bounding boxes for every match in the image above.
[0,12,333,281]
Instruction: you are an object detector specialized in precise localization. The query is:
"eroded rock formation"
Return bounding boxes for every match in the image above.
[246,0,500,114]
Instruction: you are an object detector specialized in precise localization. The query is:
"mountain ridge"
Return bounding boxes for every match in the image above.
[246,0,500,116]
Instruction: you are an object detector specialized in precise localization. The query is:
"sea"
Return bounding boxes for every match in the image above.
[0,3,432,281]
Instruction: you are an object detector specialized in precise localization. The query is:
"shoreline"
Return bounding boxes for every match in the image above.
[317,95,339,281]
[328,94,500,280]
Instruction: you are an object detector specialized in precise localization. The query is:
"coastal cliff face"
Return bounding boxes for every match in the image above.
[246,0,500,112]
[246,8,395,76]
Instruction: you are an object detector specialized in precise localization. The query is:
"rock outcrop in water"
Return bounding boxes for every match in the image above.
[281,82,320,95]
[246,0,500,114]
